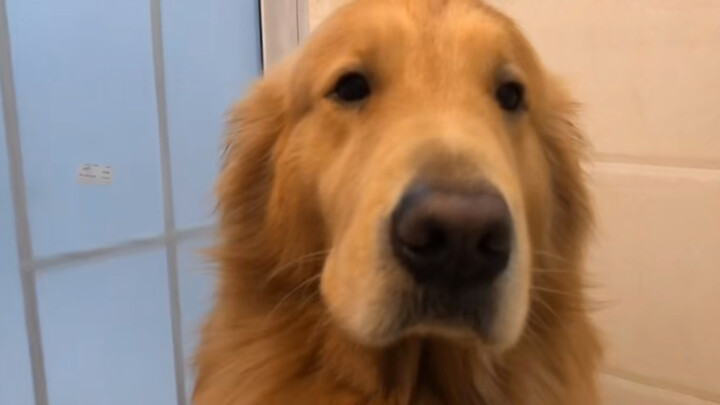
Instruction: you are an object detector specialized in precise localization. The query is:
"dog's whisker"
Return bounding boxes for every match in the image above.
[262,273,323,330]
[296,282,323,313]
[270,249,330,274]
[532,250,570,264]
[529,294,563,323]
[522,316,547,346]
[263,249,331,286]
[530,286,582,298]
[533,267,573,275]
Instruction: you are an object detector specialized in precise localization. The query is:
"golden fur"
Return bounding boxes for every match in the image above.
[195,0,601,403]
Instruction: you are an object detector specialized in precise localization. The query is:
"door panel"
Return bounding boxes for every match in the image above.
[7,0,164,257]
[37,250,176,405]
[162,0,262,230]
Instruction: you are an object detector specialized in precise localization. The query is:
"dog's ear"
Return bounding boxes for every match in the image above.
[536,78,593,262]
[215,65,291,259]
[195,65,297,405]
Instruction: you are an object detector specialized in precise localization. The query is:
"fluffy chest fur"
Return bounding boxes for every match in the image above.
[194,298,599,405]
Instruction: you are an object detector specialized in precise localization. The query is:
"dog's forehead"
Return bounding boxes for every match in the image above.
[290,0,533,108]
[310,0,511,58]
[354,0,511,23]
[358,0,480,12]
[344,0,498,25]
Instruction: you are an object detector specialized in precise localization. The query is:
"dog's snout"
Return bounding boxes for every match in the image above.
[391,182,513,290]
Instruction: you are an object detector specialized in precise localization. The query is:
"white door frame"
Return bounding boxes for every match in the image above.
[260,0,310,69]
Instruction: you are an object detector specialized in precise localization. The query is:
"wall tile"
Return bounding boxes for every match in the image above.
[602,374,718,405]
[161,0,262,230]
[590,163,720,397]
[37,250,177,405]
[7,0,164,257]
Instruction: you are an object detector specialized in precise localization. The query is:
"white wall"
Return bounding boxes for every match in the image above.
[308,1,720,404]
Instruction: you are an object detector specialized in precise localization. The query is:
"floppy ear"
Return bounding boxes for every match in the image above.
[213,65,291,271]
[536,78,594,262]
[194,66,290,404]
[213,58,325,288]
[525,79,603,399]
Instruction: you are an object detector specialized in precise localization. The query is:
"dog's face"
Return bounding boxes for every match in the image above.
[226,0,588,352]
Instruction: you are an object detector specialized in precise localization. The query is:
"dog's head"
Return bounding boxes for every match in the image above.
[219,0,590,352]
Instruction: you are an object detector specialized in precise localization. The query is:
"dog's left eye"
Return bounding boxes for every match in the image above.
[495,81,525,112]
[331,72,371,104]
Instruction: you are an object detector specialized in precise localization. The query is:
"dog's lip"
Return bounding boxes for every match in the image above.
[398,285,498,340]
[399,315,498,346]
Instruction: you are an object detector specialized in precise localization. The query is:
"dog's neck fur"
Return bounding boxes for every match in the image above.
[314,327,504,404]
[195,251,599,405]
[199,288,494,404]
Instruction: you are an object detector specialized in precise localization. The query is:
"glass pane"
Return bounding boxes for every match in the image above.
[7,0,164,257]
[36,250,177,405]
[0,86,35,404]
[177,233,216,399]
[162,0,262,229]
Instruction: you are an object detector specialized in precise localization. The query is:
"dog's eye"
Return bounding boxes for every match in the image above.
[331,72,371,103]
[495,81,525,112]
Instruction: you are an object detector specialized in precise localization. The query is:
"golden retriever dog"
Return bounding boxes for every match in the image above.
[194,0,601,403]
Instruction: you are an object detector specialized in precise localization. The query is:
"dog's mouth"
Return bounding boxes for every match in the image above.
[394,282,501,342]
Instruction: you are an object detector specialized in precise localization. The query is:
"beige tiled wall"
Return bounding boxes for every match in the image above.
[307,1,720,403]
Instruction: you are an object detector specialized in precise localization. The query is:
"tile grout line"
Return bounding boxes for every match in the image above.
[150,0,187,404]
[0,0,49,404]
[594,152,720,173]
[603,369,720,404]
[34,225,214,272]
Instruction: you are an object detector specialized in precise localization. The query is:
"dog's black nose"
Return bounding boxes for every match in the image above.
[391,182,513,290]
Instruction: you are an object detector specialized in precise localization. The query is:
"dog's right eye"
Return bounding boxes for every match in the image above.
[331,72,371,104]
[495,81,525,112]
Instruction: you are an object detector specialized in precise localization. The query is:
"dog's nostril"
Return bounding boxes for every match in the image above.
[477,222,511,255]
[391,182,513,289]
[404,222,447,254]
